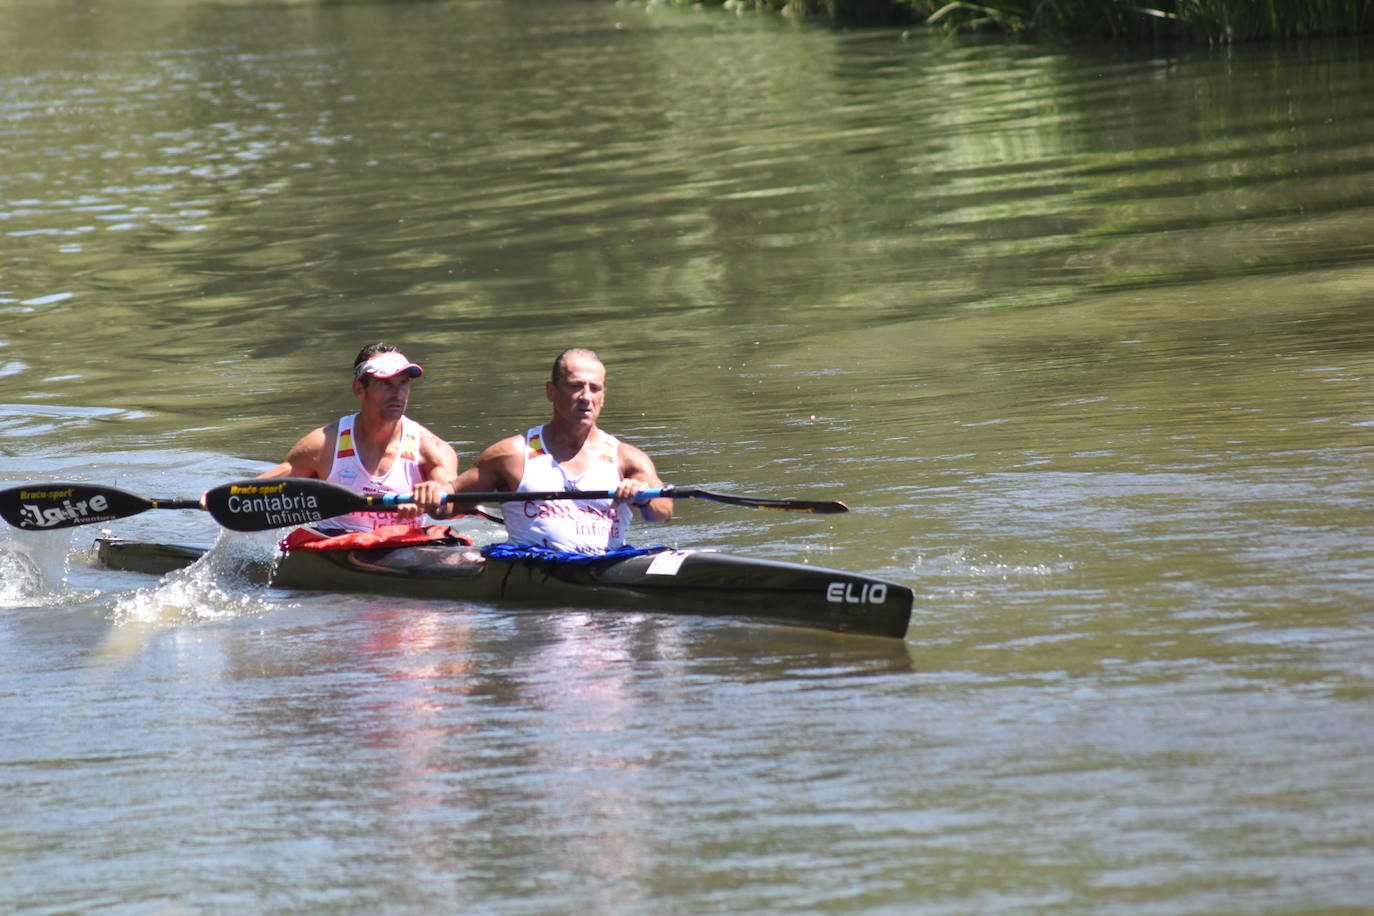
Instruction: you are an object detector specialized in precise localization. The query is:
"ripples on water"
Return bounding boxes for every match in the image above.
[3,1,1374,913]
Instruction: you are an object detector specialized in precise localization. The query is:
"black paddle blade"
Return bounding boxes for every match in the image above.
[0,483,156,531]
[674,488,850,514]
[204,478,376,531]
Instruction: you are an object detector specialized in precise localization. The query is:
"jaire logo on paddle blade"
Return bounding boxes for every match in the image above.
[19,490,110,528]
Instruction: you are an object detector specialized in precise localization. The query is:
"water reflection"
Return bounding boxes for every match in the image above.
[154,602,913,906]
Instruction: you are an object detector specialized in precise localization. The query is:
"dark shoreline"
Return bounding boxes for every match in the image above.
[708,0,1374,44]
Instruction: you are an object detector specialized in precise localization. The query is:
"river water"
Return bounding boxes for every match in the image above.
[3,1,1373,912]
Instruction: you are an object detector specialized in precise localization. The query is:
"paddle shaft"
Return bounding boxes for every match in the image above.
[444,487,847,514]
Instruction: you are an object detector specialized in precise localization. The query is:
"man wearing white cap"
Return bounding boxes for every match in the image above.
[259,342,458,531]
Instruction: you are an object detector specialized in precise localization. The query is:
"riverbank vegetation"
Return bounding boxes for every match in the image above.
[712,0,1374,42]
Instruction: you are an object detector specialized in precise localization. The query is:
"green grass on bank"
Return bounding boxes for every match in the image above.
[706,0,1374,42]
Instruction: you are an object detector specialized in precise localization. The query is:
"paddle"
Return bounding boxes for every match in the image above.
[2,478,848,534]
[0,483,202,531]
[204,478,848,532]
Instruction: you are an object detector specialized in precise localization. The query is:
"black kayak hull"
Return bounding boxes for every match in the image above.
[93,538,913,639]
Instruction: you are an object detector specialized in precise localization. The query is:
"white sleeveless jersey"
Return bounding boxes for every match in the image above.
[503,425,633,554]
[323,413,429,531]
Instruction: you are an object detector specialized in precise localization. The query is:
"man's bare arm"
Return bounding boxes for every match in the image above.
[257,425,332,480]
[404,429,460,519]
[433,435,523,517]
[617,442,673,522]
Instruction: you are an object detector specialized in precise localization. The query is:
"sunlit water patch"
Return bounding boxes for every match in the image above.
[921,550,1073,583]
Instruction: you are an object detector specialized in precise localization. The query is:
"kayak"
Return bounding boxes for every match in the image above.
[94,538,913,638]
[93,537,914,639]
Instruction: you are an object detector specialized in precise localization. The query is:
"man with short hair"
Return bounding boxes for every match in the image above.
[440,348,671,553]
[261,342,458,531]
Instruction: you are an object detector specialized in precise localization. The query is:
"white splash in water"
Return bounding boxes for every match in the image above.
[0,528,77,606]
[0,540,46,605]
[109,528,285,624]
